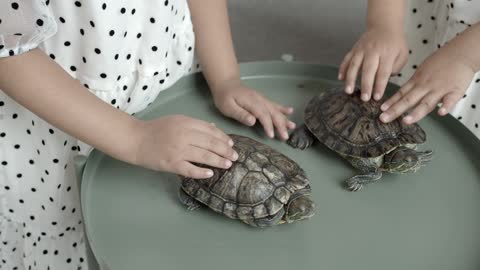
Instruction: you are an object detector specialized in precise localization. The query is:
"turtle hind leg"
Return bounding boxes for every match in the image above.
[244,208,285,228]
[178,188,202,211]
[287,124,315,150]
[345,171,383,192]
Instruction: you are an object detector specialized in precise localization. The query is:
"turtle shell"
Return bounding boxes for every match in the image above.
[181,134,310,221]
[304,87,426,158]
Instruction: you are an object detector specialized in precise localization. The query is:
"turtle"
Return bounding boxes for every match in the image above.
[287,86,433,191]
[178,134,315,227]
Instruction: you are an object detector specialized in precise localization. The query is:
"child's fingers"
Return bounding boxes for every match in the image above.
[188,131,237,161]
[345,52,365,94]
[238,99,275,138]
[175,161,214,179]
[403,92,443,124]
[191,119,233,145]
[273,104,296,130]
[186,146,233,170]
[392,49,409,74]
[360,53,380,101]
[271,103,295,128]
[223,100,256,126]
[270,109,289,141]
[438,91,463,116]
[380,82,414,112]
[380,85,428,123]
[287,121,296,130]
[276,104,294,115]
[339,51,353,81]
[373,56,395,101]
[257,113,275,139]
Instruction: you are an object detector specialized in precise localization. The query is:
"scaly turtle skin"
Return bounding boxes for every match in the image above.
[178,134,315,227]
[287,87,433,191]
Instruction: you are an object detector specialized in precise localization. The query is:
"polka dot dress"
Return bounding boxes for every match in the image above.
[390,0,480,139]
[0,1,196,269]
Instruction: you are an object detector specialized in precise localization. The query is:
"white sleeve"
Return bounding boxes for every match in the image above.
[0,0,57,58]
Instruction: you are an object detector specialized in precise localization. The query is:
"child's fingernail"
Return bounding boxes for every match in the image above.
[210,122,216,126]
[403,115,413,123]
[283,132,289,140]
[380,113,389,122]
[374,94,381,100]
[232,151,238,161]
[206,170,214,177]
[345,86,352,94]
[289,121,296,129]
[381,104,389,111]
[248,116,256,125]
[338,73,343,80]
[361,94,369,101]
[228,139,234,146]
[269,131,274,138]
[225,160,232,168]
[439,108,447,115]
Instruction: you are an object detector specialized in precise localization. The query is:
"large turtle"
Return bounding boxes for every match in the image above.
[178,134,315,227]
[287,86,433,191]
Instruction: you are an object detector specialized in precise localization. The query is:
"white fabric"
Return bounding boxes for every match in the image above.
[391,0,480,139]
[0,1,197,269]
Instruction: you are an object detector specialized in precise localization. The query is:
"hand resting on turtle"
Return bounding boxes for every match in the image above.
[287,87,433,191]
[178,134,315,227]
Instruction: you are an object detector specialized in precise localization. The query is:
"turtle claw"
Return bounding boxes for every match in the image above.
[346,181,364,192]
[415,150,433,169]
[344,171,382,192]
[418,150,433,163]
[178,188,202,211]
[287,125,315,150]
[186,203,201,211]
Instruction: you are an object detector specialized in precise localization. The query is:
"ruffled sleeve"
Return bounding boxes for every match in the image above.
[0,0,57,58]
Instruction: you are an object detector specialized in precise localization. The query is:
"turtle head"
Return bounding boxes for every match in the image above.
[285,194,315,223]
[383,146,433,173]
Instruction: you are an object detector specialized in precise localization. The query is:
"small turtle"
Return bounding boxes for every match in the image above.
[287,87,433,191]
[178,134,315,227]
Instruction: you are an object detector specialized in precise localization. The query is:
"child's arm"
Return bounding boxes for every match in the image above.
[188,0,295,141]
[380,23,480,124]
[0,49,139,162]
[0,49,237,178]
[339,0,408,101]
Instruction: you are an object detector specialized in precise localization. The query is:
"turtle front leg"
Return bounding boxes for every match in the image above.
[343,156,383,191]
[345,171,383,192]
[287,124,315,150]
[178,188,202,211]
[418,150,433,167]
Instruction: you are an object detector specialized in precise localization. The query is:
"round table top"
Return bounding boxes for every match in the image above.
[80,62,480,270]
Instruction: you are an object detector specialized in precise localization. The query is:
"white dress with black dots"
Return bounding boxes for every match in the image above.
[391,0,480,139]
[0,1,196,269]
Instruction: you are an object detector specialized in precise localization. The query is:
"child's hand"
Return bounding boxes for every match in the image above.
[339,27,408,101]
[211,80,295,141]
[379,45,475,124]
[133,115,238,179]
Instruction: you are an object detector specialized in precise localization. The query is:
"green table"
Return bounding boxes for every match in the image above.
[79,62,480,270]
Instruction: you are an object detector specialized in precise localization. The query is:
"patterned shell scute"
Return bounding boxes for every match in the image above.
[181,134,309,220]
[304,87,427,158]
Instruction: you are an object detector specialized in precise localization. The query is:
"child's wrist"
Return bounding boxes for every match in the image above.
[208,76,242,95]
[366,0,405,35]
[440,26,480,73]
[115,117,146,166]
[455,51,479,74]
[367,22,404,35]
